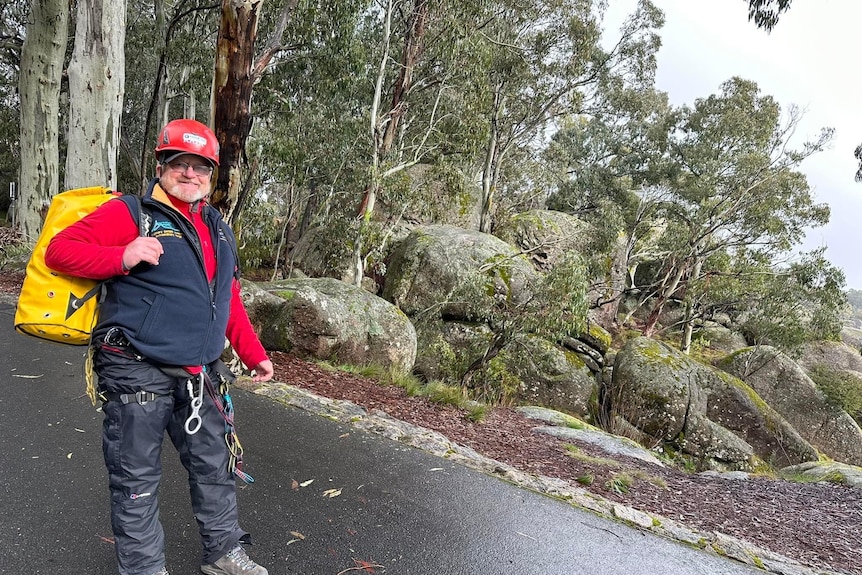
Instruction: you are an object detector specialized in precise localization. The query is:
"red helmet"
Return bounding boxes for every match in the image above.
[155,119,220,166]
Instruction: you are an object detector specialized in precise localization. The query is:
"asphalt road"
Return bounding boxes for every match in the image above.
[0,300,762,575]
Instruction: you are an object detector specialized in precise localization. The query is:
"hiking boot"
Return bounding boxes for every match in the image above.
[200,544,268,575]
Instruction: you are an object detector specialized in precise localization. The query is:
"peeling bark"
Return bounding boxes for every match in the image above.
[17,0,69,243]
[65,0,126,190]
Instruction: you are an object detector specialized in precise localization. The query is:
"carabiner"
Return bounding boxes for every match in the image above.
[184,373,204,435]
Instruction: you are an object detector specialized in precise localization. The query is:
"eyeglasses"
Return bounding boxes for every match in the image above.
[166,160,214,177]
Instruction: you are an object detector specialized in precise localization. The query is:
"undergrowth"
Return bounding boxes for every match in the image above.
[319,361,488,422]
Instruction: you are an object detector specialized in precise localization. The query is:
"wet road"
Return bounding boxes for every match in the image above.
[0,300,762,575]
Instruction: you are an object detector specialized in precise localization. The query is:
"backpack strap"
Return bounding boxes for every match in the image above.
[116,195,238,281]
[115,193,151,236]
[222,221,242,281]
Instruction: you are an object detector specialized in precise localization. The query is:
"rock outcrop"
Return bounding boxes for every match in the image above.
[719,346,862,466]
[609,337,817,470]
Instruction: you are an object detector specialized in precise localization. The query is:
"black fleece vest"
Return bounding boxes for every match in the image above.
[95,179,238,367]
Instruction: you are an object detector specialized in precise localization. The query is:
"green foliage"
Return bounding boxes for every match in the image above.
[563,444,620,467]
[475,0,664,223]
[424,332,482,385]
[576,473,594,486]
[234,193,285,273]
[464,402,488,423]
[453,250,589,399]
[420,380,467,406]
[807,364,862,416]
[737,249,846,351]
[589,77,842,352]
[747,0,793,31]
[524,252,589,340]
[605,473,633,494]
[545,86,673,237]
[472,355,523,404]
[120,0,222,191]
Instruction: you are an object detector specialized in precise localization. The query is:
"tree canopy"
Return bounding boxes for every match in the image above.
[4,0,847,355]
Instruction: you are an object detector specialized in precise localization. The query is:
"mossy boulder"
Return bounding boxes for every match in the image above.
[382,225,537,319]
[241,277,416,372]
[781,460,862,488]
[796,340,862,374]
[494,210,588,271]
[414,321,597,419]
[610,337,817,470]
[494,335,597,419]
[719,346,862,466]
[412,319,494,383]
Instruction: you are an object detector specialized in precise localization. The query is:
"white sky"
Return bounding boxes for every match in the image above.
[604,0,862,289]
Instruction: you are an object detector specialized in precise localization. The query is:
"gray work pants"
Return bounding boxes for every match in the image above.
[96,350,247,575]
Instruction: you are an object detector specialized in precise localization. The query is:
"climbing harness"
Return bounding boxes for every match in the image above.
[101,390,163,405]
[184,372,205,435]
[93,334,253,483]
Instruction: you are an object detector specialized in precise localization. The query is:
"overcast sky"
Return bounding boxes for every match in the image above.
[603,0,862,289]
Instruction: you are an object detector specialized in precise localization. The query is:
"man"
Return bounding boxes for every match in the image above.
[45,119,272,575]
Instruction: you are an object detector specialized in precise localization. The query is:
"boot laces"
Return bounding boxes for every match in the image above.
[226,545,256,570]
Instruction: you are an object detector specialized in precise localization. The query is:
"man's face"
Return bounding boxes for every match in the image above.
[157,153,214,203]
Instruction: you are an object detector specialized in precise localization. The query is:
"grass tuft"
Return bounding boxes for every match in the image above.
[317,360,489,422]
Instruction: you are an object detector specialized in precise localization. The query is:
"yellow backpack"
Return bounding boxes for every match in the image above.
[14,186,143,345]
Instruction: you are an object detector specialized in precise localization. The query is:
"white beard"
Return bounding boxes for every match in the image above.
[167,188,208,204]
[161,180,209,204]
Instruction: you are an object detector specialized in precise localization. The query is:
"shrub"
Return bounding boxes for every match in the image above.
[807,363,862,416]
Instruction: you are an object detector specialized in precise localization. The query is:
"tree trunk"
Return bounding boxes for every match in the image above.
[380,0,428,156]
[211,0,262,220]
[17,0,69,244]
[642,262,687,337]
[351,0,394,286]
[679,257,704,354]
[65,0,126,190]
[680,299,694,354]
[479,85,503,233]
[210,0,298,220]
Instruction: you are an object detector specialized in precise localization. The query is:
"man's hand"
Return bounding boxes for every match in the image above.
[251,359,274,382]
[122,237,164,270]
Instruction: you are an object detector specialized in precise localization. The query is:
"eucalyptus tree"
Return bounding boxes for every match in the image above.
[210,0,304,221]
[350,0,485,285]
[230,0,372,275]
[0,0,27,208]
[638,77,833,348]
[64,0,125,189]
[122,0,221,192]
[544,81,675,285]
[17,0,68,243]
[685,246,845,357]
[465,0,663,233]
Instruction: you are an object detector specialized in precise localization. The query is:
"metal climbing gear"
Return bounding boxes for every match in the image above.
[184,373,204,435]
[203,365,254,484]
